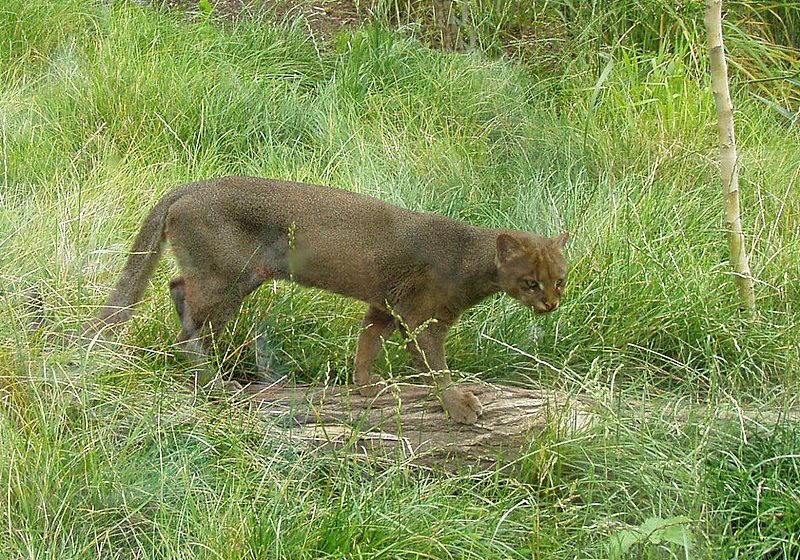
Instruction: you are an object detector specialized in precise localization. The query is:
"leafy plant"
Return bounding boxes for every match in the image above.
[197,0,213,17]
[607,516,694,558]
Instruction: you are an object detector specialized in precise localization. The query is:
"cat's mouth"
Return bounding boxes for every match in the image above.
[531,303,559,314]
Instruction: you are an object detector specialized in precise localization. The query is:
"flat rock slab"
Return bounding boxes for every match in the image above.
[242,382,595,469]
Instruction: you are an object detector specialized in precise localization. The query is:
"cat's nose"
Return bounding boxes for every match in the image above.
[544,301,558,311]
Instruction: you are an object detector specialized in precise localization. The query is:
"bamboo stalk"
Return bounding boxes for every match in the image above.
[705,0,756,314]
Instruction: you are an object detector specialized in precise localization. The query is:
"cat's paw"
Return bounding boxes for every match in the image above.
[196,373,243,396]
[442,388,483,425]
[356,375,387,398]
[223,379,244,394]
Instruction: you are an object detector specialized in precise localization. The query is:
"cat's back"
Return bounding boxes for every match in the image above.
[190,176,412,222]
[175,175,478,257]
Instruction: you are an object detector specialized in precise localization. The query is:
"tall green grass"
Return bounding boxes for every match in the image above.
[371,0,800,113]
[1,1,799,558]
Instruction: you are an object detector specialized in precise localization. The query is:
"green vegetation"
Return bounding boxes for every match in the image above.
[1,0,798,557]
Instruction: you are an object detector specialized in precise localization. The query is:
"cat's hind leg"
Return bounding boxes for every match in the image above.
[169,272,262,392]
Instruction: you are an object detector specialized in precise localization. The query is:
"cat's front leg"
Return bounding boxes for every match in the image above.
[409,322,483,425]
[354,306,396,397]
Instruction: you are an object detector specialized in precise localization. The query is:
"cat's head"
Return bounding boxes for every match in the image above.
[495,231,568,314]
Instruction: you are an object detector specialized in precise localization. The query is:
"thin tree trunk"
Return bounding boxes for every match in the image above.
[433,0,461,51]
[705,0,757,314]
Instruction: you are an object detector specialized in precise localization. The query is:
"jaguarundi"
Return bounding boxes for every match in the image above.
[88,176,569,424]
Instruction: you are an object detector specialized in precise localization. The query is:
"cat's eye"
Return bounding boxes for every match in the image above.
[556,279,565,289]
[526,280,541,291]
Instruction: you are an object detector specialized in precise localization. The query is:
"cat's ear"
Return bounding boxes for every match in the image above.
[496,234,524,263]
[554,231,569,249]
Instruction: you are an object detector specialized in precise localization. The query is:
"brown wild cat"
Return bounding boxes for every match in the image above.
[88,176,568,424]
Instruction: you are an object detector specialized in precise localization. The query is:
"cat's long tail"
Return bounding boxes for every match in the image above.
[87,185,194,331]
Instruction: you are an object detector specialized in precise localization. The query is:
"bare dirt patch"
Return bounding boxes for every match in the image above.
[157,0,364,38]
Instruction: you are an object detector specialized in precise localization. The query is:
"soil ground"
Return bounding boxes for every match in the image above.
[157,0,364,38]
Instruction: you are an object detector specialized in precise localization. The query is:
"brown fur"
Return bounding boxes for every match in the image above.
[89,176,568,424]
